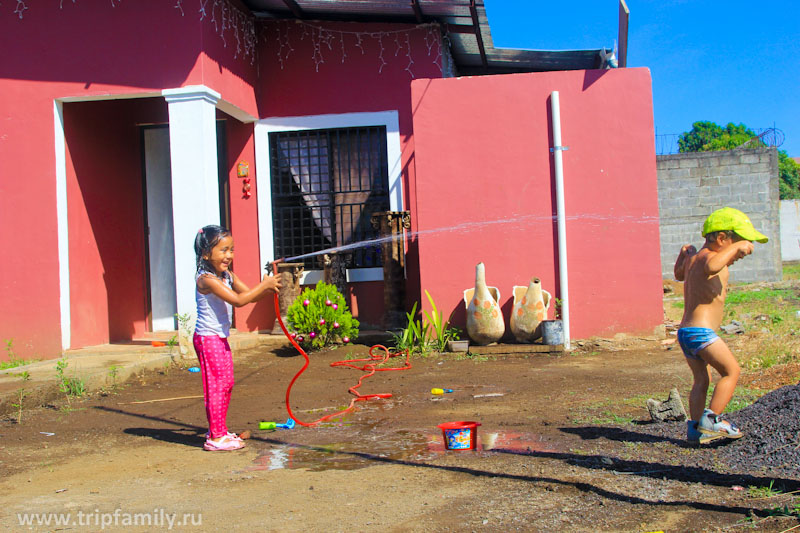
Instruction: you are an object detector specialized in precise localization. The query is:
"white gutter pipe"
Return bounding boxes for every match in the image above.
[550,91,570,350]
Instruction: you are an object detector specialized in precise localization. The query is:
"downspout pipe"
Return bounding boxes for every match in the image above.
[550,91,571,350]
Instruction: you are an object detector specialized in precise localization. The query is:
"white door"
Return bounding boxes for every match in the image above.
[143,126,178,331]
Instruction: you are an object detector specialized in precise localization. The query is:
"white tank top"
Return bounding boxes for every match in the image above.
[195,270,233,338]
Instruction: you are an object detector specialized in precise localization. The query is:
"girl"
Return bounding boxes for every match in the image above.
[193,225,281,451]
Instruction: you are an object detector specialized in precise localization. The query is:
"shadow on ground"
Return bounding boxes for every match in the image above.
[101,406,796,520]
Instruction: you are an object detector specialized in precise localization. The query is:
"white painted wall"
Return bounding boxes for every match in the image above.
[254,111,403,282]
[780,199,800,261]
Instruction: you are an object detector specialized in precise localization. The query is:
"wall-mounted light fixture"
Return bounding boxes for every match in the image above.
[237,160,252,199]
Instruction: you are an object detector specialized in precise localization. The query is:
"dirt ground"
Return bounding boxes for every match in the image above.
[2,336,799,532]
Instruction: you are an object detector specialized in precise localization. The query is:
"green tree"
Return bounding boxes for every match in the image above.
[779,152,800,199]
[678,121,800,199]
[678,121,757,152]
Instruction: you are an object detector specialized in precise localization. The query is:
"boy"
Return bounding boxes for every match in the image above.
[673,207,768,444]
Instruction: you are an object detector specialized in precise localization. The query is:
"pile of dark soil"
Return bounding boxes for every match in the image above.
[633,385,800,479]
[721,384,800,475]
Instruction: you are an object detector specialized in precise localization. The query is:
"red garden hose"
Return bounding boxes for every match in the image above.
[273,292,412,427]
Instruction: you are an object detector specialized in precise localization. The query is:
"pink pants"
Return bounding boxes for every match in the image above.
[193,334,235,439]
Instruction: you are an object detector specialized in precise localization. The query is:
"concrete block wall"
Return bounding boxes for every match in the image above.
[657,147,782,283]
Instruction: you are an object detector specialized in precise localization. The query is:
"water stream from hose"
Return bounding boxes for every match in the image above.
[279,212,658,263]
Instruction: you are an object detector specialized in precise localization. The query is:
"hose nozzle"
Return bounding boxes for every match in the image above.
[265,258,285,275]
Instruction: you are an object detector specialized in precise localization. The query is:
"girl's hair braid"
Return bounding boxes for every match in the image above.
[194,225,232,274]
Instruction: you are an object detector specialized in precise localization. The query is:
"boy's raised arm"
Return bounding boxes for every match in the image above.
[674,244,696,281]
[705,241,754,275]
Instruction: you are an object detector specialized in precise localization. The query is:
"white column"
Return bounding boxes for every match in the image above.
[163,85,221,319]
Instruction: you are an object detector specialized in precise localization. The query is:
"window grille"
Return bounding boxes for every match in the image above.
[269,126,390,270]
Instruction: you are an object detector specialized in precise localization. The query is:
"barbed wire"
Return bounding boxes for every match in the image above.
[655,127,784,155]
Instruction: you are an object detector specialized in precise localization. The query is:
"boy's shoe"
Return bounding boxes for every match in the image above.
[687,420,724,445]
[203,435,245,451]
[698,409,744,440]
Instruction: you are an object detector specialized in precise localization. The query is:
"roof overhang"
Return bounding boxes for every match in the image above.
[240,0,615,74]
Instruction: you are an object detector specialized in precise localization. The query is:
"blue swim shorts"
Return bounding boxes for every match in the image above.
[677,327,720,361]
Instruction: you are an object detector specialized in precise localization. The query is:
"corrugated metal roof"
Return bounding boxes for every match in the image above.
[240,0,611,74]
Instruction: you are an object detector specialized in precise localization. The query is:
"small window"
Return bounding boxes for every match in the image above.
[269,126,389,269]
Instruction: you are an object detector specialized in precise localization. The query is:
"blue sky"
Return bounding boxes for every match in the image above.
[485,1,800,157]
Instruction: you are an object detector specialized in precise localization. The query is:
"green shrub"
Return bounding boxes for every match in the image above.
[0,339,38,370]
[287,281,359,350]
[55,356,86,403]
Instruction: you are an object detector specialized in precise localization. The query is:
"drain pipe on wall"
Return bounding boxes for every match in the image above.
[550,91,571,350]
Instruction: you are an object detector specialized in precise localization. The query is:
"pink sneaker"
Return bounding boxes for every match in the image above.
[205,431,243,442]
[203,435,245,451]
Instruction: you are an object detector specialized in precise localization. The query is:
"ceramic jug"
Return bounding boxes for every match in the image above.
[510,277,551,343]
[464,263,505,345]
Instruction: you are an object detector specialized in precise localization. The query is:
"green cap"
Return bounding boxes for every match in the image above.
[702,207,768,243]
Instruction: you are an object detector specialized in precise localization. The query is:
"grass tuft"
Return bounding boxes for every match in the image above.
[725,386,767,413]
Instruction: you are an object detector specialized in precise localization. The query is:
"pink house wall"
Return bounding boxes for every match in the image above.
[0,82,63,359]
[1,5,433,358]
[255,20,445,322]
[0,1,259,358]
[411,68,663,339]
[222,116,278,331]
[200,2,260,118]
[0,2,664,359]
